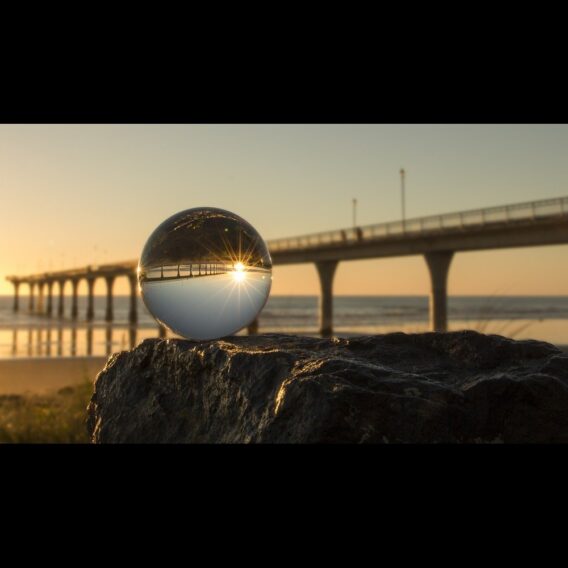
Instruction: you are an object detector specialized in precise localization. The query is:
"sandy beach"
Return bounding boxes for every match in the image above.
[0,356,108,395]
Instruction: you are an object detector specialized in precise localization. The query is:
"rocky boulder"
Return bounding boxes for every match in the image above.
[86,331,568,443]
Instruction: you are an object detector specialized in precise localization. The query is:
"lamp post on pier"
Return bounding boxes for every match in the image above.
[400,168,406,231]
[352,198,357,228]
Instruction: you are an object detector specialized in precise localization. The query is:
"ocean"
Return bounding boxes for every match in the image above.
[1,294,568,358]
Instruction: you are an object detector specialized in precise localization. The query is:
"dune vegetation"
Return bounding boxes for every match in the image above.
[0,380,93,443]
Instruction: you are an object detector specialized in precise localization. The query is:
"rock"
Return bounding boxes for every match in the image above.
[86,331,568,443]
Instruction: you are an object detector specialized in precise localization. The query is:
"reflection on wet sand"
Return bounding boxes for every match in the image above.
[105,325,112,356]
[36,328,42,356]
[8,323,162,358]
[71,327,77,356]
[87,326,93,356]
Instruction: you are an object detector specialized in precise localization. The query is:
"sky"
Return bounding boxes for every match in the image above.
[1,124,568,296]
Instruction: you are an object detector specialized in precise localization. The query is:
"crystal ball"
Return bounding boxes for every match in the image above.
[138,207,272,340]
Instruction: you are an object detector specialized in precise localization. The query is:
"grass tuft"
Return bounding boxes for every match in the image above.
[0,379,93,444]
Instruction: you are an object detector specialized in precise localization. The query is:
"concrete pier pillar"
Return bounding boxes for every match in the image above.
[86,278,96,321]
[46,281,53,317]
[424,251,454,332]
[28,282,35,312]
[13,282,20,312]
[71,279,80,319]
[128,274,138,324]
[105,276,115,322]
[57,280,65,318]
[247,318,259,335]
[315,260,339,337]
[37,282,45,313]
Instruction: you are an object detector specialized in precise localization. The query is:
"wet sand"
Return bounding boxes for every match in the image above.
[0,356,108,395]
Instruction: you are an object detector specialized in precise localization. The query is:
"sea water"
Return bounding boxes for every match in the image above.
[2,294,568,358]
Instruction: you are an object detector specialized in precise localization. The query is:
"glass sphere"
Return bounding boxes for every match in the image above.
[138,207,272,340]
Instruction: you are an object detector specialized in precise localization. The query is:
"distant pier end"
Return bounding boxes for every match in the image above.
[6,262,139,325]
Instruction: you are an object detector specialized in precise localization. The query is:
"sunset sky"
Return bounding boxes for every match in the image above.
[1,124,568,297]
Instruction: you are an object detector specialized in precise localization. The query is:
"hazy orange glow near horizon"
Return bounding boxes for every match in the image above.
[2,124,568,297]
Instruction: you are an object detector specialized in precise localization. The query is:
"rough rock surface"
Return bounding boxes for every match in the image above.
[86,331,568,443]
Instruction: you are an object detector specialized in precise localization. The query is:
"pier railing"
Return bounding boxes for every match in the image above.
[266,196,568,252]
[142,262,230,281]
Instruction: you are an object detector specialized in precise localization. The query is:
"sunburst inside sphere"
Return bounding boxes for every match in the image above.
[138,207,272,340]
